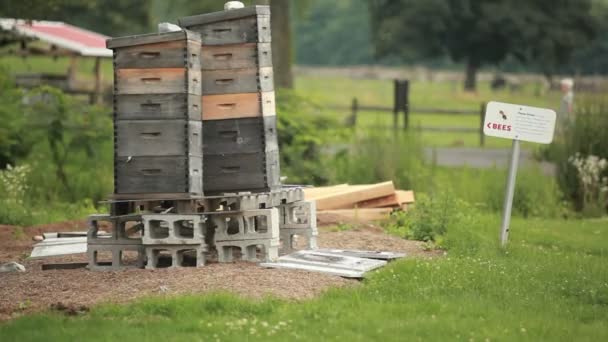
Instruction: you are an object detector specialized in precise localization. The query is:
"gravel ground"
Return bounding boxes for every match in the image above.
[0,219,433,321]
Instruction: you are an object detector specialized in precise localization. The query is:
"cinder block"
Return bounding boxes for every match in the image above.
[87,243,145,271]
[280,200,317,229]
[280,227,319,255]
[212,208,279,241]
[145,245,207,269]
[216,238,279,263]
[87,214,143,245]
[142,214,205,245]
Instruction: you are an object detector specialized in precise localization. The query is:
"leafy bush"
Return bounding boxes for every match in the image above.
[276,90,344,185]
[384,192,475,247]
[0,164,31,225]
[543,96,608,214]
[0,68,34,168]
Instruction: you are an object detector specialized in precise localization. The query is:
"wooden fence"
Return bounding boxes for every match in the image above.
[336,80,488,147]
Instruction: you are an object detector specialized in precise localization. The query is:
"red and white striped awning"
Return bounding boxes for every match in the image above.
[0,18,112,57]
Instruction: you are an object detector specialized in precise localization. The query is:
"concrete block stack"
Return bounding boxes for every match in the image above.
[86,3,316,271]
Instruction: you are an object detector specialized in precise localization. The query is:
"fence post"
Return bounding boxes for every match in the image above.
[348,97,359,127]
[393,79,400,131]
[479,102,487,147]
[402,80,410,131]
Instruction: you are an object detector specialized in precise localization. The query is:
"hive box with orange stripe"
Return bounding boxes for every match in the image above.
[179,5,281,194]
[107,30,204,197]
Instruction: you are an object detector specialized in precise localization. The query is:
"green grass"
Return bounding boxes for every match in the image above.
[1,215,607,341]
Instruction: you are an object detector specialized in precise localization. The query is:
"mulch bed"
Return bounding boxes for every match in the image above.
[0,219,434,321]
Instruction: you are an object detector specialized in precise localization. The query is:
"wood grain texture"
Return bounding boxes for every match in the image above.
[203,150,280,193]
[201,67,273,95]
[202,117,263,154]
[317,208,393,222]
[115,68,201,95]
[114,94,201,121]
[311,181,396,210]
[115,156,202,194]
[202,92,275,120]
[200,43,272,70]
[186,16,271,45]
[113,40,201,69]
[202,116,277,154]
[179,6,270,27]
[107,31,199,49]
[115,120,202,157]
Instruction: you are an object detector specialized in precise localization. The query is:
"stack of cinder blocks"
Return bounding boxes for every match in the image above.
[87,4,316,271]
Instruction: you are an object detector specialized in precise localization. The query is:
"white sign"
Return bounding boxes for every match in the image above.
[483,101,556,144]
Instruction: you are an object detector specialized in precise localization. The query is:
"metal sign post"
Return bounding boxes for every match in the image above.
[483,102,556,247]
[500,139,520,247]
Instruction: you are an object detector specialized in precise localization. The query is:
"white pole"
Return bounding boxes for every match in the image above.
[500,139,521,247]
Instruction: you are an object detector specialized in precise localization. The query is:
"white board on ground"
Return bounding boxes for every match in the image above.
[260,250,387,278]
[315,249,406,260]
[483,101,556,144]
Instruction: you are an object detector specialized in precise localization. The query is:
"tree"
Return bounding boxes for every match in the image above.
[369,0,599,91]
[0,0,152,36]
[270,0,293,88]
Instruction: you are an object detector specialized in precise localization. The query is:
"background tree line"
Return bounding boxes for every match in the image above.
[1,0,607,90]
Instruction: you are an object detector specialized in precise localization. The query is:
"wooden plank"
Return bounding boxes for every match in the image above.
[201,93,260,120]
[115,68,201,95]
[107,31,194,49]
[350,190,415,209]
[115,120,201,157]
[115,156,202,194]
[113,40,195,69]
[200,43,272,70]
[186,16,270,45]
[179,6,270,27]
[317,208,393,222]
[203,150,280,193]
[313,181,396,210]
[114,94,200,121]
[303,184,350,198]
[397,190,415,204]
[202,115,277,155]
[351,193,400,209]
[201,67,273,95]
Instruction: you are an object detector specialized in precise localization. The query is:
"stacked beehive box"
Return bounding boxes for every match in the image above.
[87,5,317,271]
[109,30,203,198]
[179,5,281,194]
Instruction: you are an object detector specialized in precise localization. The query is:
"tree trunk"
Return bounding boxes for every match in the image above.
[464,59,478,92]
[270,0,293,89]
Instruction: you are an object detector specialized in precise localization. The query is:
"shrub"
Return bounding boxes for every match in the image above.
[276,89,344,185]
[384,192,475,247]
[0,68,33,168]
[543,96,608,214]
[0,164,32,225]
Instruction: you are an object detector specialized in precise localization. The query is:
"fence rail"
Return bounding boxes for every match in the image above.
[332,80,488,146]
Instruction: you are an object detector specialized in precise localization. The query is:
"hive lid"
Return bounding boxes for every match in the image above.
[178,5,269,27]
[106,29,201,49]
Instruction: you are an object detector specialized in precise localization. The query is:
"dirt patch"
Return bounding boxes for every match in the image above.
[0,220,434,321]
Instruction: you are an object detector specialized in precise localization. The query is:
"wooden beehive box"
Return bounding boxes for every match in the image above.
[179,5,281,194]
[107,30,204,197]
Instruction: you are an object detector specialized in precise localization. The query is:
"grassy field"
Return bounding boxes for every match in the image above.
[297,76,562,148]
[1,214,606,341]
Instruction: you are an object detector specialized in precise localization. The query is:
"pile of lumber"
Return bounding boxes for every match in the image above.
[304,181,415,222]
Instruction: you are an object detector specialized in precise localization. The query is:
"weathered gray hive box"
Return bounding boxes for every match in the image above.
[179,5,281,194]
[107,30,204,197]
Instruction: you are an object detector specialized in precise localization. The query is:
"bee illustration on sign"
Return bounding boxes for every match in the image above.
[499,110,508,120]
